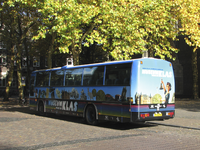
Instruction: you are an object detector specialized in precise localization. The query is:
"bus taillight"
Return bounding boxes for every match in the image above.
[166,112,174,117]
[140,113,149,119]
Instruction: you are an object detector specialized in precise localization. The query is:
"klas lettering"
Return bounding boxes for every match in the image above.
[142,69,172,78]
[48,100,78,112]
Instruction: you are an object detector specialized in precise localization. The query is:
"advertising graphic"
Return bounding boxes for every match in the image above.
[134,60,175,105]
[35,86,130,103]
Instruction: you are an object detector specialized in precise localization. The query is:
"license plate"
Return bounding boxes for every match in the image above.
[153,112,162,117]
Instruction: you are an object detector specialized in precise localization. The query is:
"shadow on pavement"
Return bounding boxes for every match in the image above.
[0,97,157,130]
[175,99,200,112]
[0,105,157,130]
[148,122,200,131]
[36,112,157,130]
[0,106,35,114]
[5,97,200,130]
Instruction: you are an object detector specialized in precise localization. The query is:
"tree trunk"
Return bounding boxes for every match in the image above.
[3,46,15,101]
[191,49,199,99]
[148,49,154,57]
[16,44,23,101]
[47,32,56,69]
[24,37,30,96]
[47,46,52,69]
[71,40,80,66]
[3,21,15,101]
[72,47,80,66]
[72,23,94,65]
[106,51,110,61]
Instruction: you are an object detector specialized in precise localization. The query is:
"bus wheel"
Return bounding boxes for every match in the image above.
[86,105,98,125]
[38,102,44,115]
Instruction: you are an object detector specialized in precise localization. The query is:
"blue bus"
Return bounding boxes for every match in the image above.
[29,58,175,125]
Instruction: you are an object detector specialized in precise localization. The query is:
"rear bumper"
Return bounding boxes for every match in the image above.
[131,111,175,122]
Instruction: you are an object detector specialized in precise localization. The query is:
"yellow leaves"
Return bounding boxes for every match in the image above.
[59,46,70,54]
[176,0,200,48]
[7,0,198,61]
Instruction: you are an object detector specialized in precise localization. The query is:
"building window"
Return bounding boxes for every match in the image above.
[45,58,48,67]
[0,77,17,87]
[11,77,17,87]
[0,55,6,65]
[14,60,17,66]
[33,57,40,67]
[0,78,6,87]
[0,41,5,50]
[0,41,3,49]
[22,57,27,67]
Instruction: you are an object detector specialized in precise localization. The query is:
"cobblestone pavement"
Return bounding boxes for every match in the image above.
[0,97,200,150]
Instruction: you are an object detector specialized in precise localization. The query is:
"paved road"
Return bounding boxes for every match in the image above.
[0,99,200,150]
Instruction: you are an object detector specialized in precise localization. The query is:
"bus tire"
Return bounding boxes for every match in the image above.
[85,105,98,125]
[38,101,44,116]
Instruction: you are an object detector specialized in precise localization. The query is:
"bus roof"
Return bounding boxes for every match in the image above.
[32,57,164,73]
[61,59,134,69]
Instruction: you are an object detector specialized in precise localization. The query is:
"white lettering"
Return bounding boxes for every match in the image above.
[66,101,69,111]
[62,101,66,110]
[74,102,78,112]
[69,101,74,111]
[142,69,172,78]
[48,100,78,112]
[58,101,62,107]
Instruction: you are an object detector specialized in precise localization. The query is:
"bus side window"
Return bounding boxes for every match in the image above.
[114,79,122,85]
[83,66,104,86]
[96,78,103,85]
[50,70,64,86]
[106,79,112,85]
[105,63,131,86]
[36,72,50,87]
[83,79,89,85]
[123,78,130,85]
[65,68,82,86]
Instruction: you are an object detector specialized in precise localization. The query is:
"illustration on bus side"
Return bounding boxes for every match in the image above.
[34,86,129,102]
[134,67,175,104]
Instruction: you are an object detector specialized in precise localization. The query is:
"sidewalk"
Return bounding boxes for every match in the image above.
[0,97,27,110]
[150,98,200,129]
[175,98,200,111]
[1,97,200,129]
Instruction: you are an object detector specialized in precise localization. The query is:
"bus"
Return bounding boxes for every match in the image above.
[29,58,175,125]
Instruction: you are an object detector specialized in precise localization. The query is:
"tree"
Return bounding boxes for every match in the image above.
[2,0,200,99]
[1,0,39,101]
[0,3,16,101]
[34,0,175,64]
[136,0,179,59]
[84,0,180,60]
[32,0,100,65]
[175,0,200,99]
[133,0,200,99]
